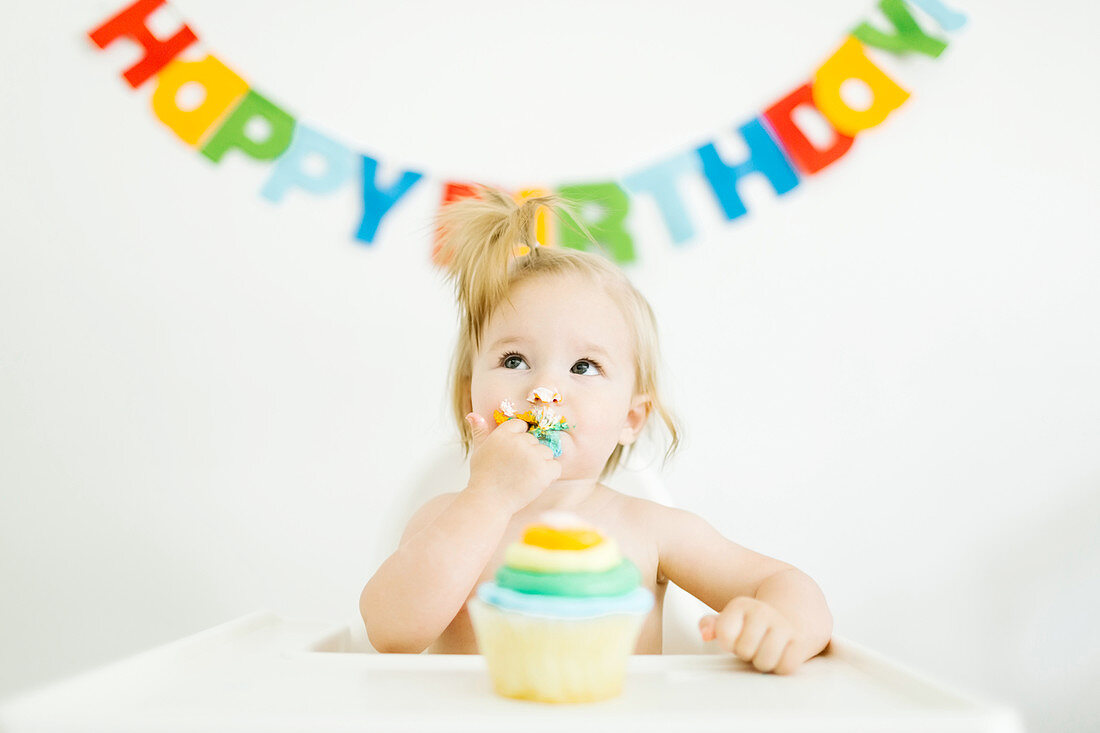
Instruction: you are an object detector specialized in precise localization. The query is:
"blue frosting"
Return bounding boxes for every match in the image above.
[476,582,654,619]
[536,431,563,458]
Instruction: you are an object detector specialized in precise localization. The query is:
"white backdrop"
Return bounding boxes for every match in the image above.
[2,1,1098,731]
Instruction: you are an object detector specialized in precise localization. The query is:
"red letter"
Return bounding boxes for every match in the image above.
[763,83,854,175]
[431,182,482,266]
[88,0,198,88]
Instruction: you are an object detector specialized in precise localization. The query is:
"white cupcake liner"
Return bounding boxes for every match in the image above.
[467,597,648,704]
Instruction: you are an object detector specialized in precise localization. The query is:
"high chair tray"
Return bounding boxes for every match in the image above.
[0,611,1020,733]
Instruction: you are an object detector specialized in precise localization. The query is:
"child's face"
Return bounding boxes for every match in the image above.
[470,272,649,482]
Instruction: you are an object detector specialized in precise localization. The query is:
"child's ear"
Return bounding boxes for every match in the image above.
[618,393,652,446]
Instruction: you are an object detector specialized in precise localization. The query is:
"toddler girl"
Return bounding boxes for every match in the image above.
[360,187,832,674]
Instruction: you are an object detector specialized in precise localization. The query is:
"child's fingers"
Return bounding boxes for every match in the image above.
[698,614,718,642]
[465,413,492,445]
[498,417,531,434]
[713,608,746,652]
[773,642,803,675]
[751,628,790,673]
[733,611,770,661]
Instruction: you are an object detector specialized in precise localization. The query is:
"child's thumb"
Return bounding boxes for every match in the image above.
[699,614,718,642]
[465,412,491,443]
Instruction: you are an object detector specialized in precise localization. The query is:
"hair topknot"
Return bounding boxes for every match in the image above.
[434,186,596,349]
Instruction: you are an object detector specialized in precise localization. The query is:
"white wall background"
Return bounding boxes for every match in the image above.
[2,0,1098,730]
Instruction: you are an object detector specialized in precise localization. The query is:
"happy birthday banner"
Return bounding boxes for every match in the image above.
[86,0,967,264]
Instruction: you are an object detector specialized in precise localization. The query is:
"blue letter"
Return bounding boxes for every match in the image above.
[261,125,356,202]
[621,150,702,245]
[696,117,800,221]
[355,155,424,244]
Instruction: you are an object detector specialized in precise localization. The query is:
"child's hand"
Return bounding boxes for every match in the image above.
[699,597,806,674]
[465,412,561,514]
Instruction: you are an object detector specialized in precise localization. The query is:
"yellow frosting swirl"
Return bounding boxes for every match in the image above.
[504,537,621,574]
[522,526,603,550]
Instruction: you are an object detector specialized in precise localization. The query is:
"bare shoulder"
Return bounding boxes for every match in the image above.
[399,491,461,546]
[595,488,705,554]
[599,488,705,535]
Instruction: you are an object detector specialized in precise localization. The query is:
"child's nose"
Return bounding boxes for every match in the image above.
[526,386,563,405]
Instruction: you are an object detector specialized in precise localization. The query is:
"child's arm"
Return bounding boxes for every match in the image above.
[359,415,560,653]
[359,488,512,653]
[651,504,833,674]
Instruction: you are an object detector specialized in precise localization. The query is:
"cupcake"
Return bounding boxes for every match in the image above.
[467,512,654,703]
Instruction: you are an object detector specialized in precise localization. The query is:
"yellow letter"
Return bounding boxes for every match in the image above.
[151,55,249,146]
[515,188,555,249]
[812,37,909,136]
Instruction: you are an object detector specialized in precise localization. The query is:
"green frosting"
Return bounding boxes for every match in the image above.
[495,559,641,597]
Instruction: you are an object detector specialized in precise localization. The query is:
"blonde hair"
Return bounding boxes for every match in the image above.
[435,185,680,480]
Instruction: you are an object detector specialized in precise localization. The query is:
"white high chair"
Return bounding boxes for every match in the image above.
[0,445,1023,731]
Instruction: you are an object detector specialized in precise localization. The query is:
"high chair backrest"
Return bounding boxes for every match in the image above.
[362,443,718,655]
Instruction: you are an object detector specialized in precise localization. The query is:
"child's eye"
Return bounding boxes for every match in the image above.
[500,353,529,370]
[571,359,602,376]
